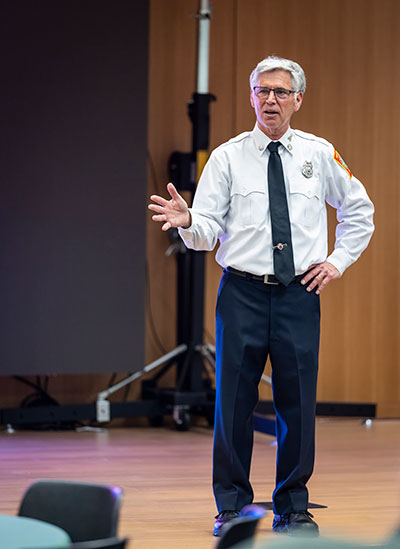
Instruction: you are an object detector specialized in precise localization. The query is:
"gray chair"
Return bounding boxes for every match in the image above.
[216,516,261,549]
[216,505,266,549]
[18,480,123,543]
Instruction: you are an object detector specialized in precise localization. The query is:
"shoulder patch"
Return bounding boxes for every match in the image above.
[333,149,352,178]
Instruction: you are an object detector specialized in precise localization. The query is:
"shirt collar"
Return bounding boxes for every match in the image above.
[251,124,295,156]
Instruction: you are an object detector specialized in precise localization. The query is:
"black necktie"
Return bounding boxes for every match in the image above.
[267,141,295,286]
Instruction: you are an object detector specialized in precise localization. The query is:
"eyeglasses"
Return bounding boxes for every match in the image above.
[253,86,296,100]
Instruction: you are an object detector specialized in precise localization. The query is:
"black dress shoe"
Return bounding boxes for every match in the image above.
[213,510,239,536]
[272,511,319,536]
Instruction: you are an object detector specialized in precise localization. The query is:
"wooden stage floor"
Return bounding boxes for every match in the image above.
[0,418,399,548]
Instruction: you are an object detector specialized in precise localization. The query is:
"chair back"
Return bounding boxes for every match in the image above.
[215,515,261,549]
[71,537,128,549]
[18,480,123,542]
[24,538,129,549]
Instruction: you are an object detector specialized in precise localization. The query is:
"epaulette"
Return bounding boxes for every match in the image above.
[292,129,332,150]
[214,131,251,152]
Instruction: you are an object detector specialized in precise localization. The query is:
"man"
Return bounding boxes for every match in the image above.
[148,56,374,536]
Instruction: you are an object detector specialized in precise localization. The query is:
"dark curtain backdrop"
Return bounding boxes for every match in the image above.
[0,0,148,375]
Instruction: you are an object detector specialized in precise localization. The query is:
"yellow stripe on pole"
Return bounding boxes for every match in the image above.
[196,150,208,182]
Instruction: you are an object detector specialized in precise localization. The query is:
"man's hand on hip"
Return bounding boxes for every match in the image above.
[301,262,341,295]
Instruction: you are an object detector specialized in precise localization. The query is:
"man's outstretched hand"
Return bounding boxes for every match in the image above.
[148,183,191,231]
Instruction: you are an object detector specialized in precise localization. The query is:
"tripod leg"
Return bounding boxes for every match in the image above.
[97,344,188,401]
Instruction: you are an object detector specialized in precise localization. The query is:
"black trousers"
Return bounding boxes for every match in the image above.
[213,269,320,515]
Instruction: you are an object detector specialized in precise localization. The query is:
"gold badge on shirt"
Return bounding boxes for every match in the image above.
[302,161,313,178]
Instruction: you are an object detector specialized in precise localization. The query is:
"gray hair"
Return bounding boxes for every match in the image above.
[249,56,306,93]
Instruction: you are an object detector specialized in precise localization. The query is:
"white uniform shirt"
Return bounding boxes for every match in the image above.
[178,124,374,276]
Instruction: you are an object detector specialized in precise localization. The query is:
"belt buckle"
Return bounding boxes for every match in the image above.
[264,274,279,285]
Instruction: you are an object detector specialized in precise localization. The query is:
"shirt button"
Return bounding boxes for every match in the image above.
[258,145,264,151]
[287,144,293,151]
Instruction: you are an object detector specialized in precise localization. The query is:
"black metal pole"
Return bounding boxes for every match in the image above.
[175,1,215,394]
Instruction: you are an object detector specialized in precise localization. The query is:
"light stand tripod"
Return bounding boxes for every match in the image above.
[95,0,217,429]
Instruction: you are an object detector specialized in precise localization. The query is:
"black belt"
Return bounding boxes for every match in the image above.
[226,266,304,285]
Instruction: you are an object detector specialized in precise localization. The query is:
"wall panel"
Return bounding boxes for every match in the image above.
[146,0,198,367]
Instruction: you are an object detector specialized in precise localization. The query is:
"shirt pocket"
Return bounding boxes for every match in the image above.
[230,180,266,227]
[288,177,323,228]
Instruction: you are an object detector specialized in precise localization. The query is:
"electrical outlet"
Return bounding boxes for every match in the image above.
[96,399,110,422]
